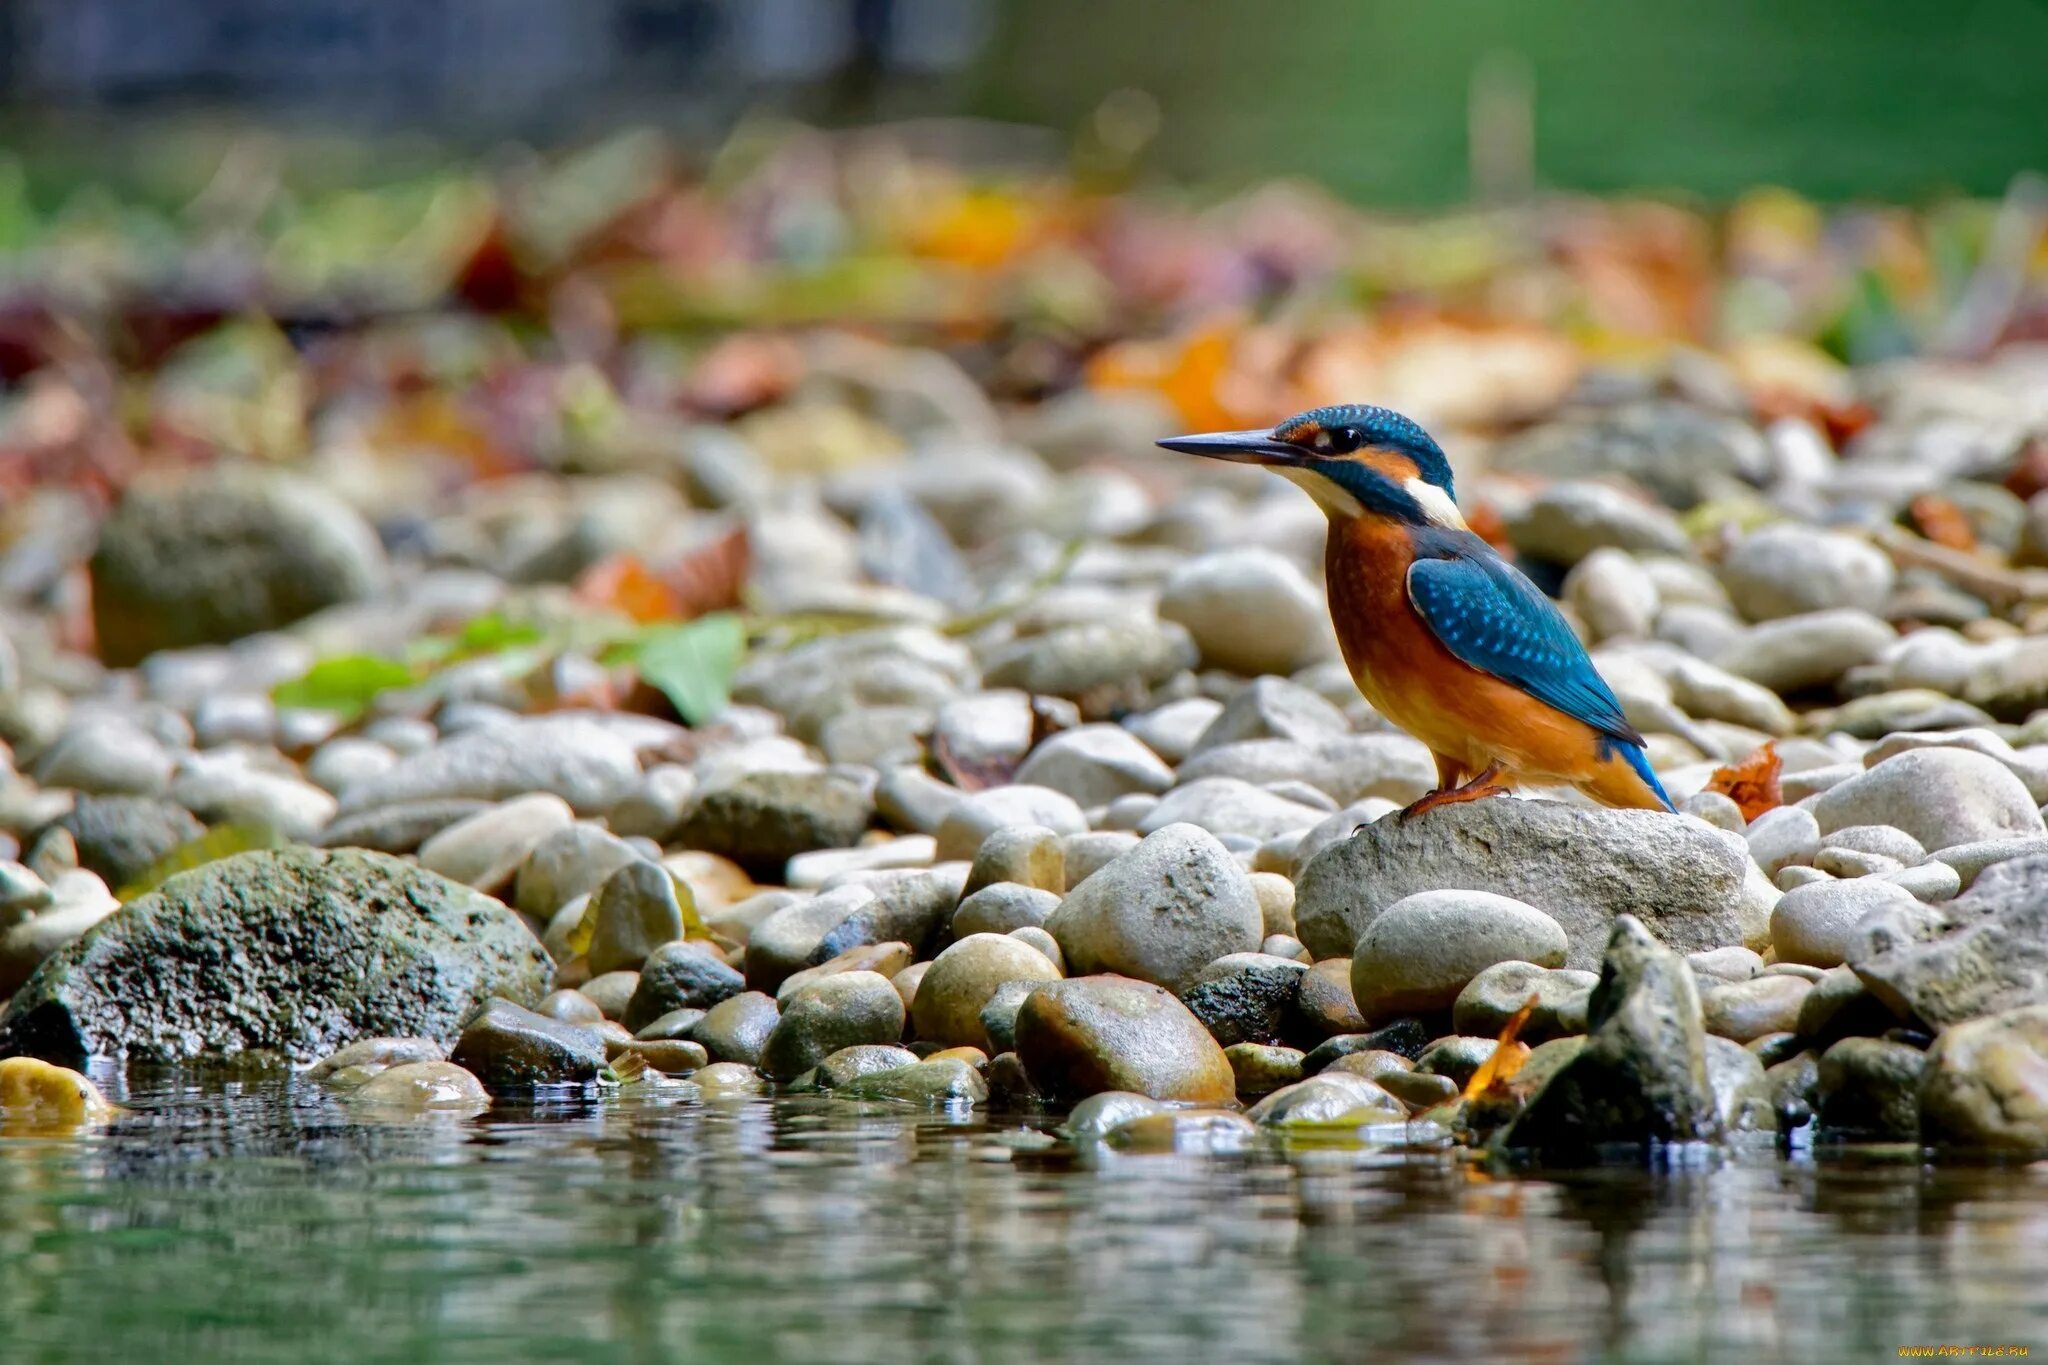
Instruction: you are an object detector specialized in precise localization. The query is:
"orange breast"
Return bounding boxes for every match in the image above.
[1323,517,1621,788]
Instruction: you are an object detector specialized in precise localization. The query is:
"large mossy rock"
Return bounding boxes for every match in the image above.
[0,847,551,1065]
[90,464,387,666]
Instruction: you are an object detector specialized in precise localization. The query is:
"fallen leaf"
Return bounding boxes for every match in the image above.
[271,654,419,722]
[577,552,683,624]
[1907,494,1979,553]
[615,613,747,725]
[1705,741,1783,820]
[1464,993,1537,1101]
[663,525,752,620]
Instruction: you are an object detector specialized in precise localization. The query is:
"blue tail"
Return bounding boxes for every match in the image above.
[1621,740,1675,812]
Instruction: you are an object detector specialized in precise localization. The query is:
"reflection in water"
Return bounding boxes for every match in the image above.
[0,1077,2045,1362]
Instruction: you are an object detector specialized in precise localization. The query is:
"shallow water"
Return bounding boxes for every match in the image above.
[2,1077,2045,1364]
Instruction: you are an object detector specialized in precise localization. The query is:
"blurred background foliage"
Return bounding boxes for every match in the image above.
[3,0,2046,205]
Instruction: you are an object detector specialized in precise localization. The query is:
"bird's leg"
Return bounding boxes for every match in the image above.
[1399,760,1509,822]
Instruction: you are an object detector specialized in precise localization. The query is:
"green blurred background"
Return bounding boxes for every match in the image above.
[5,0,2047,204]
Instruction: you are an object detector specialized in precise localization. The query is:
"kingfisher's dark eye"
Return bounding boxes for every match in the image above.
[1310,427,1361,456]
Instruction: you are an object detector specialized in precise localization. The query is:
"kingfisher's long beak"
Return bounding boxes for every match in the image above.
[1155,429,1304,465]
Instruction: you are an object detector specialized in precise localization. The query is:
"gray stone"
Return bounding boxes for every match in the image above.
[1744,806,1820,878]
[1296,799,1772,970]
[1489,402,1770,508]
[1352,890,1570,1024]
[1191,676,1350,753]
[1719,525,1895,621]
[448,998,603,1093]
[1848,854,2048,1028]
[1013,725,1174,807]
[981,620,1196,704]
[1452,960,1598,1043]
[34,720,174,797]
[952,882,1060,937]
[1015,975,1237,1104]
[1687,945,1765,982]
[1717,609,1894,693]
[1062,1090,1171,1142]
[742,887,877,994]
[911,934,1061,1051]
[1246,1073,1405,1128]
[168,762,336,842]
[417,794,574,895]
[1046,823,1262,993]
[1135,777,1328,843]
[49,795,205,890]
[0,848,550,1066]
[693,991,779,1065]
[1122,697,1225,765]
[814,1044,921,1090]
[306,1036,447,1084]
[622,940,745,1031]
[1157,550,1331,677]
[1503,916,1720,1152]
[305,738,398,796]
[91,464,386,665]
[1703,1035,1777,1134]
[1565,548,1659,641]
[1935,837,2048,890]
[1505,481,1691,563]
[513,823,640,918]
[837,1058,988,1106]
[962,824,1065,896]
[1059,832,1141,889]
[1771,877,1921,968]
[605,764,698,842]
[930,691,1036,787]
[316,799,491,854]
[934,786,1087,861]
[977,979,1041,1055]
[673,770,874,878]
[1810,749,2045,853]
[1919,1004,2048,1152]
[1701,973,1814,1043]
[759,971,906,1081]
[584,860,688,977]
[336,717,641,817]
[1294,959,1369,1039]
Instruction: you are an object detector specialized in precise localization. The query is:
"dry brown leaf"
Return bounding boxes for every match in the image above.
[1908,494,1979,553]
[575,552,682,623]
[1705,740,1783,820]
[663,525,751,620]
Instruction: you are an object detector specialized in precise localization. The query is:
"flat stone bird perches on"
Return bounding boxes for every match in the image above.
[1159,403,1674,817]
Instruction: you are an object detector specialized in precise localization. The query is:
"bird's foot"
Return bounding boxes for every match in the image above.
[1398,764,1508,823]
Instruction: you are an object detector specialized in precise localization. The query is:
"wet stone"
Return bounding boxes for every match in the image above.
[624,942,746,1031]
[1224,1042,1305,1097]
[1181,952,1310,1049]
[1014,975,1235,1105]
[584,859,689,977]
[758,972,906,1082]
[1815,1036,1926,1141]
[1451,961,1598,1044]
[814,1044,921,1090]
[693,991,780,1066]
[448,999,605,1094]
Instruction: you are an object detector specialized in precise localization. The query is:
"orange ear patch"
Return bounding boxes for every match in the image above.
[1359,448,1421,483]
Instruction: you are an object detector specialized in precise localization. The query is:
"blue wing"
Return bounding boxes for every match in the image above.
[1405,542,1642,746]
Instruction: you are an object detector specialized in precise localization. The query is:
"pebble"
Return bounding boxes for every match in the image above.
[1134,777,1328,843]
[1717,609,1894,692]
[910,934,1061,1051]
[1181,952,1311,1048]
[1815,1036,1926,1141]
[673,769,875,878]
[1045,822,1262,993]
[1156,549,1330,676]
[934,786,1088,862]
[1719,525,1895,620]
[1810,748,2046,852]
[1012,724,1174,806]
[1224,1042,1305,1096]
[1744,805,1820,877]
[962,824,1065,895]
[758,971,906,1081]
[1770,877,1921,968]
[448,999,606,1093]
[814,1044,922,1090]
[1919,1004,2048,1151]
[952,882,1060,936]
[1191,677,1350,753]
[693,991,781,1066]
[583,860,689,977]
[1701,973,1814,1043]
[417,793,575,895]
[513,823,641,919]
[1014,975,1235,1104]
[1451,960,1597,1043]
[336,716,642,817]
[1352,891,1570,1024]
[34,720,175,797]
[50,795,205,891]
[348,1062,492,1112]
[623,941,747,1029]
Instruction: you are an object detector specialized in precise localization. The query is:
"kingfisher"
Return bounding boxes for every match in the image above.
[1158,403,1674,816]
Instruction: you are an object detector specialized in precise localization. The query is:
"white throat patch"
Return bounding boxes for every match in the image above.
[1404,477,1467,529]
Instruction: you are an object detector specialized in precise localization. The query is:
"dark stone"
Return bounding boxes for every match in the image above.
[815,867,964,963]
[1503,915,1721,1154]
[1815,1036,1926,1141]
[449,998,605,1093]
[1180,953,1308,1048]
[623,942,746,1030]
[1763,1051,1821,1131]
[0,847,551,1066]
[49,795,205,890]
[977,978,1041,1056]
[693,991,780,1065]
[633,1007,707,1041]
[1415,1035,1499,1088]
[758,972,905,1081]
[1379,1068,1460,1110]
[1291,958,1368,1037]
[1301,1018,1432,1072]
[672,771,875,878]
[1224,1042,1305,1097]
[317,799,493,854]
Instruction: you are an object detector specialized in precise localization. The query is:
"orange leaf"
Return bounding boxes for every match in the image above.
[1908,494,1979,553]
[575,553,682,623]
[662,525,751,620]
[1464,994,1537,1101]
[1705,740,1783,820]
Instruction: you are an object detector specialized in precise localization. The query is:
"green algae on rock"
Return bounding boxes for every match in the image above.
[0,847,552,1066]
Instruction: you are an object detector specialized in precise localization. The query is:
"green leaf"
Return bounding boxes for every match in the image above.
[271,654,418,721]
[622,613,747,724]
